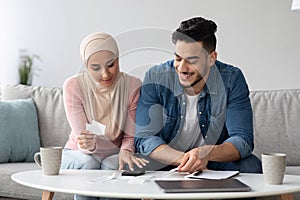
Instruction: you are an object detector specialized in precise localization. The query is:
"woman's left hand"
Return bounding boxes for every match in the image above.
[118,149,149,171]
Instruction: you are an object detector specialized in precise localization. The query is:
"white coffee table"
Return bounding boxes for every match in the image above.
[11,169,300,200]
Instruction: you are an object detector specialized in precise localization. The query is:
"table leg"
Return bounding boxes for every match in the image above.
[42,190,54,200]
[280,193,294,200]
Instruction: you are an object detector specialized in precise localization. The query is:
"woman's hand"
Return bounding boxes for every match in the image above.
[118,149,149,171]
[77,130,97,151]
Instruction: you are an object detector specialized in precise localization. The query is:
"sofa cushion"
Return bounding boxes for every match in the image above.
[0,163,73,200]
[1,84,71,148]
[250,89,300,166]
[0,98,40,163]
[0,163,40,199]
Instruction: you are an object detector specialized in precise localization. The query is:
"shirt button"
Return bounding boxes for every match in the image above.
[199,111,202,115]
[183,102,186,105]
[181,115,183,118]
[201,124,205,127]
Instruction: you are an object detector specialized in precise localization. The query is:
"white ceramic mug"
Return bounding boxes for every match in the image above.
[261,153,286,185]
[34,147,62,175]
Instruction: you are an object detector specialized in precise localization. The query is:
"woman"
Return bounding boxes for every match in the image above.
[61,32,148,199]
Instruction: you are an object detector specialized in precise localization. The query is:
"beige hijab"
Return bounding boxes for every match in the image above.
[77,32,130,141]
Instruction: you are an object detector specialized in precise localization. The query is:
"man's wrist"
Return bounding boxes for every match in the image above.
[151,144,185,165]
[173,152,185,165]
[198,145,215,161]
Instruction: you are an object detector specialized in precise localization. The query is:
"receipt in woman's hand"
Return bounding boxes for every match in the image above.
[86,120,106,135]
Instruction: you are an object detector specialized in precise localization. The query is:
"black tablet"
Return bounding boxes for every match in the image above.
[155,179,251,193]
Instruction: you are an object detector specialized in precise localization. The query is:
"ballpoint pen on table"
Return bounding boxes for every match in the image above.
[194,170,203,176]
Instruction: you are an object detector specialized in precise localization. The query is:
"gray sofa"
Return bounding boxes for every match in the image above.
[0,85,73,200]
[0,84,299,200]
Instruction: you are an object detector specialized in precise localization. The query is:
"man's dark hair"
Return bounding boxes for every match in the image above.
[172,17,217,53]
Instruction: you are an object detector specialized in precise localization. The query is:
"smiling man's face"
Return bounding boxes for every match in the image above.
[174,40,216,93]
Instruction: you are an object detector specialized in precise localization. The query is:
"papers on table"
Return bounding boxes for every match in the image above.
[128,175,155,184]
[88,169,240,184]
[86,120,106,135]
[186,169,239,180]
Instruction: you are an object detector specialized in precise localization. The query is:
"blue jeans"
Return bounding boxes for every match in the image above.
[207,154,262,173]
[61,149,121,200]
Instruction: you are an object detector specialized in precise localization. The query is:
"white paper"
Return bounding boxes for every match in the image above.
[89,171,122,183]
[186,169,239,180]
[86,120,106,135]
[128,175,155,184]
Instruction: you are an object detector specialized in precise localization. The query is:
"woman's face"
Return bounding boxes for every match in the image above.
[87,50,119,87]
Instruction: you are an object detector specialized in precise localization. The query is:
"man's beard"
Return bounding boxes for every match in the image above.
[181,65,210,88]
[181,74,203,88]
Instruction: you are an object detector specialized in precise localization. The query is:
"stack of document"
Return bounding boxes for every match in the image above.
[186,170,239,180]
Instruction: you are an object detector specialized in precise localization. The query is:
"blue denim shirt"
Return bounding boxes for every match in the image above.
[134,60,253,159]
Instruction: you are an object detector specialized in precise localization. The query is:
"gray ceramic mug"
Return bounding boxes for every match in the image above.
[262,153,286,185]
[34,147,62,175]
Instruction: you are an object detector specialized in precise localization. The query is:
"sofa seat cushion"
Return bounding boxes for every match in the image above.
[0,163,40,199]
[0,163,73,200]
[0,98,40,163]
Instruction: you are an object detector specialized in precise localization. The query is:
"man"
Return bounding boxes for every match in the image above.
[134,16,262,173]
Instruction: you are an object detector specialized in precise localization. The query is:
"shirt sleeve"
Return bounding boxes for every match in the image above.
[134,69,167,156]
[63,76,87,137]
[224,68,254,159]
[63,77,93,154]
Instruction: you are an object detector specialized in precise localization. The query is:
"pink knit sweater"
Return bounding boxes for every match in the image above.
[63,74,141,158]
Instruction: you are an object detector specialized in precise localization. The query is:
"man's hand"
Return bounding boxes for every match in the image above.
[177,143,240,173]
[77,130,97,151]
[118,149,149,171]
[177,146,212,173]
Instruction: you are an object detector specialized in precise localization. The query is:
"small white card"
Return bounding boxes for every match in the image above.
[86,120,106,136]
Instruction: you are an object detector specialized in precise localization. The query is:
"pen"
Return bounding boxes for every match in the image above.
[194,170,203,176]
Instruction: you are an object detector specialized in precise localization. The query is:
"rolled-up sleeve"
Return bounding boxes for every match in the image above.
[134,69,166,156]
[225,68,254,159]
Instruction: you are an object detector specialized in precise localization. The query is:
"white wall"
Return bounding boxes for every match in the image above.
[1,0,300,91]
